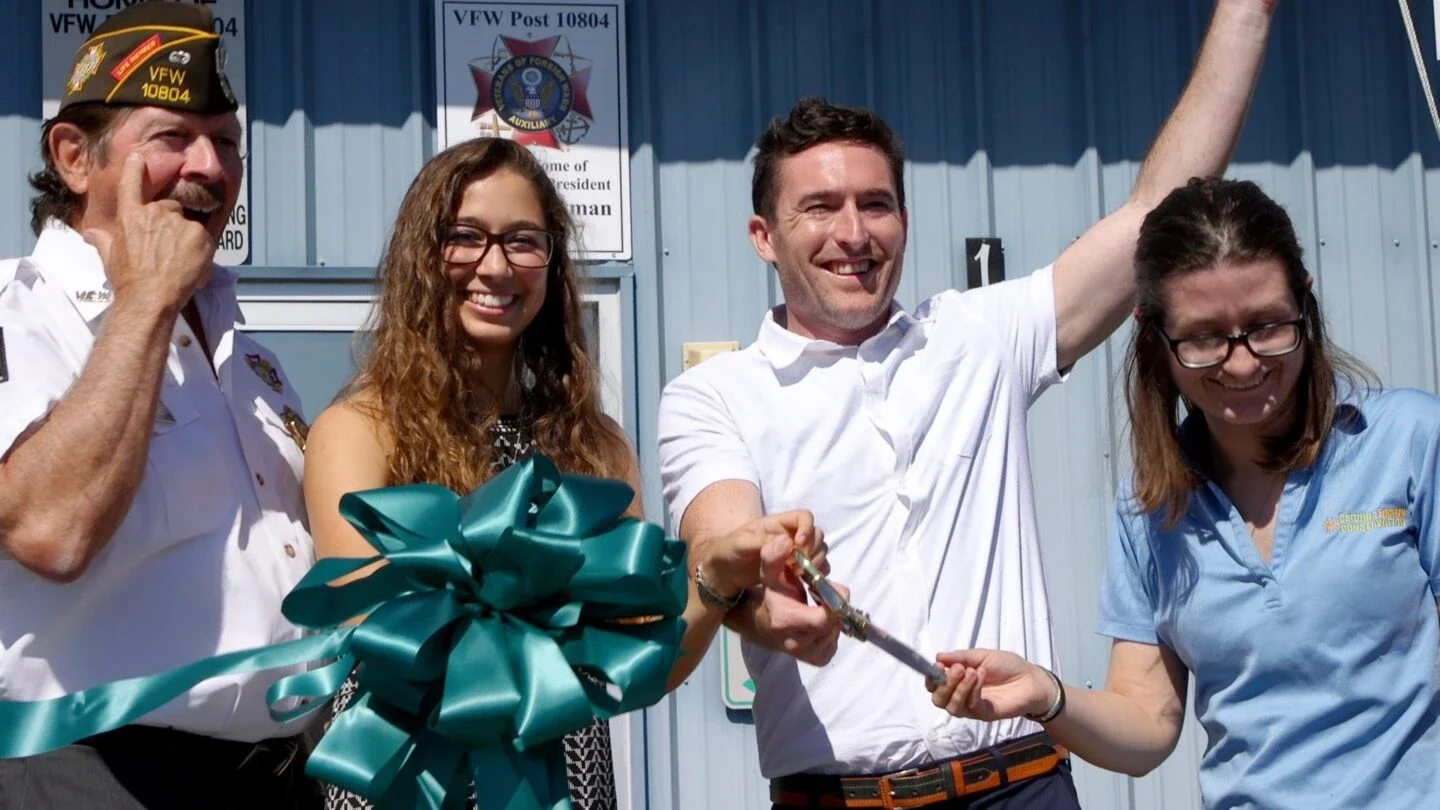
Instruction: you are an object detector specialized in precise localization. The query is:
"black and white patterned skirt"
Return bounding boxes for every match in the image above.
[321,675,617,810]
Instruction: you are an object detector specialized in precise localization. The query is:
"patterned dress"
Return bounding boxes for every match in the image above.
[322,416,618,810]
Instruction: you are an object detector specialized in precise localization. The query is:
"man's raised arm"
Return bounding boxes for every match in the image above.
[1053,0,1278,369]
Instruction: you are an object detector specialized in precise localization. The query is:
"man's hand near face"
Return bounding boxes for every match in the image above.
[81,152,217,316]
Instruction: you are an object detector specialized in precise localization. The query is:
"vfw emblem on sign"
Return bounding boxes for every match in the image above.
[470,36,594,149]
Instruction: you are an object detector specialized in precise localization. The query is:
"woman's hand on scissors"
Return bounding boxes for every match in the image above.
[928,649,1056,722]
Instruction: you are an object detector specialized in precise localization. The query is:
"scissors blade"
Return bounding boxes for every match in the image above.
[862,619,947,684]
[793,550,945,684]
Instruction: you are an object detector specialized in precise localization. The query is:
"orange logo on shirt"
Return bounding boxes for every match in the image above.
[1324,508,1408,533]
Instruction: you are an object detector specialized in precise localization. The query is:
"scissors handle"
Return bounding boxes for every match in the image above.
[793,549,869,639]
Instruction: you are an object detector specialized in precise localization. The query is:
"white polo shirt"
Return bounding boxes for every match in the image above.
[0,222,314,743]
[659,267,1065,778]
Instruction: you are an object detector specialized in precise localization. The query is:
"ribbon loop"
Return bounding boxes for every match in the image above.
[0,455,688,810]
[307,456,687,808]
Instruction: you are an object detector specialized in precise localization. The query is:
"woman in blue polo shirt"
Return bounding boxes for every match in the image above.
[928,177,1440,808]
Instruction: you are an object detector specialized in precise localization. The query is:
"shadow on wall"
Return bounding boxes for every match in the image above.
[1,0,1435,178]
[638,0,1440,172]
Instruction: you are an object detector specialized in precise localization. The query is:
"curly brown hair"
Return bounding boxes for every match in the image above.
[348,137,628,493]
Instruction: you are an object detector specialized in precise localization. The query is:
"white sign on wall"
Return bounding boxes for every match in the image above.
[720,627,755,710]
[42,0,250,266]
[435,1,632,261]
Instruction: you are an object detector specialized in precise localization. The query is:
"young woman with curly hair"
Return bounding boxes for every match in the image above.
[304,137,826,810]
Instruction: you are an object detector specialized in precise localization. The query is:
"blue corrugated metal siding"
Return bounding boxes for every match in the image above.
[0,0,43,256]
[246,0,437,267]
[3,1,1439,808]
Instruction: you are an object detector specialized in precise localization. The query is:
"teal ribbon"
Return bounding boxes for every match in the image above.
[0,455,689,810]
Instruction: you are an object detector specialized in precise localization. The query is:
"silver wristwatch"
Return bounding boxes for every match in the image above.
[694,562,745,611]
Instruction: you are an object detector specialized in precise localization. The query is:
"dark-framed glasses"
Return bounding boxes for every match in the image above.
[441,225,554,269]
[1157,316,1305,369]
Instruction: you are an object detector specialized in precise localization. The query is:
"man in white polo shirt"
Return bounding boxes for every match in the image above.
[658,1,1278,806]
[0,3,318,808]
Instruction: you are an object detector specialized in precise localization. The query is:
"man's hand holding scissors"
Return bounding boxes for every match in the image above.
[749,525,850,667]
[691,508,846,668]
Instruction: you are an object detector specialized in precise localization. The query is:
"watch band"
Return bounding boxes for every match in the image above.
[694,562,745,612]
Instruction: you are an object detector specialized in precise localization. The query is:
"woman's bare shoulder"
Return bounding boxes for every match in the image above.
[310,387,394,460]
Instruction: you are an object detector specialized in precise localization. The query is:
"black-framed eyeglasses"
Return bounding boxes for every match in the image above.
[441,225,554,269]
[1156,315,1306,369]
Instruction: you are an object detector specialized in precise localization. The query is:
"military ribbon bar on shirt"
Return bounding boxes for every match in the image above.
[0,455,690,810]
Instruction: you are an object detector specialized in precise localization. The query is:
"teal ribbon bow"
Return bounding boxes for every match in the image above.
[0,455,689,810]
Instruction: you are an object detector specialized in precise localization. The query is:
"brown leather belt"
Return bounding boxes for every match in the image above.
[769,732,1068,809]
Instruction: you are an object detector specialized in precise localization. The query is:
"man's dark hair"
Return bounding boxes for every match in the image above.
[751,97,906,221]
[29,103,132,236]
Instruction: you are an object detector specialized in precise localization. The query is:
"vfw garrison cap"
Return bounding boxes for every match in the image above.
[61,0,237,115]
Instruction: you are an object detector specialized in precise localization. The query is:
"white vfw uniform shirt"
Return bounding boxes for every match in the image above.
[659,267,1066,778]
[0,221,314,743]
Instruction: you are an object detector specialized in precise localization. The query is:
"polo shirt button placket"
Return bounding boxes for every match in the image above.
[1262,577,1282,608]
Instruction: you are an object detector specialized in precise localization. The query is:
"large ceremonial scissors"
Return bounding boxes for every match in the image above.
[793,549,946,684]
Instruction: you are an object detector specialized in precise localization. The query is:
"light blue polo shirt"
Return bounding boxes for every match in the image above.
[1099,387,1440,809]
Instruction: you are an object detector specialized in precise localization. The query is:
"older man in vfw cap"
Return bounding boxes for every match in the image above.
[0,2,322,808]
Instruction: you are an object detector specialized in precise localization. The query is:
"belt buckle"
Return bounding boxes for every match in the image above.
[879,767,920,798]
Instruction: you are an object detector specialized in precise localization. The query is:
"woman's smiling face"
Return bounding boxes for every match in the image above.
[1159,257,1307,432]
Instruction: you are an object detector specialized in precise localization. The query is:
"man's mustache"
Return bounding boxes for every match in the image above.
[163,181,226,212]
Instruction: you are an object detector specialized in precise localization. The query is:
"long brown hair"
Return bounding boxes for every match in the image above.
[1125,177,1376,524]
[349,137,628,493]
